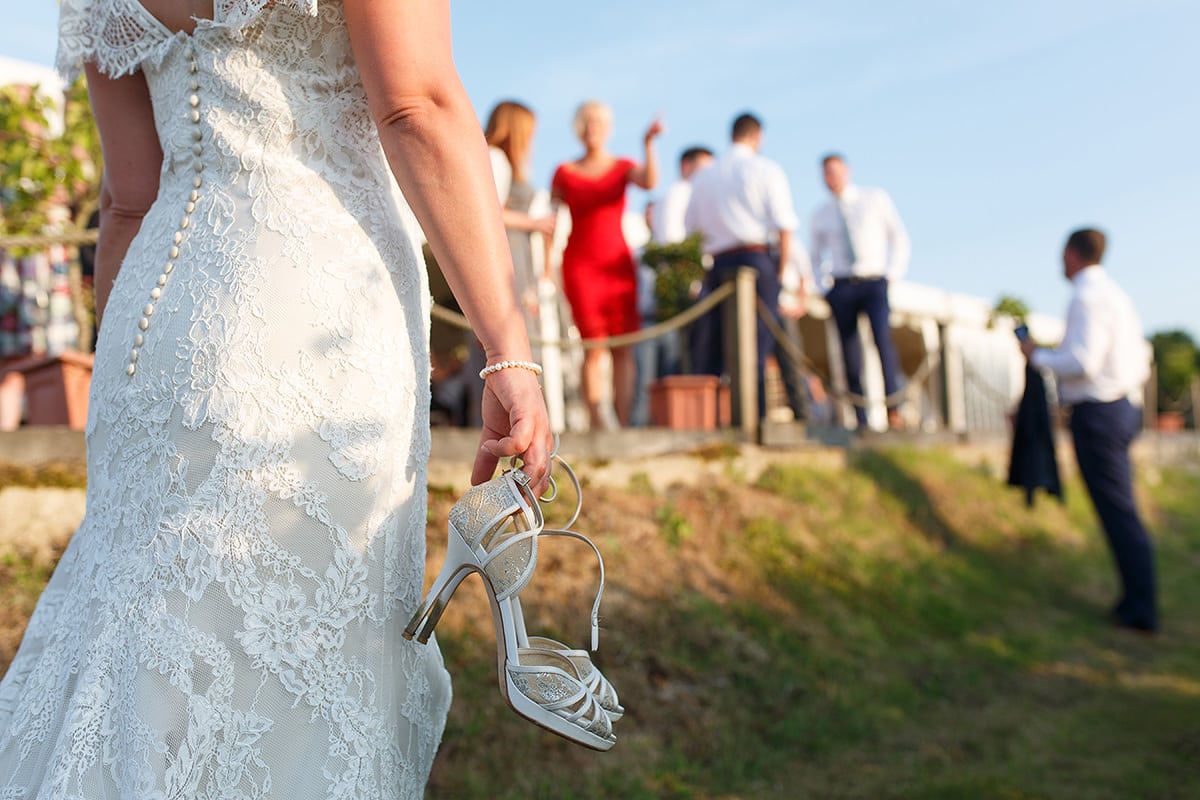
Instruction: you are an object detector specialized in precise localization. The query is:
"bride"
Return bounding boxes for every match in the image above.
[0,0,552,797]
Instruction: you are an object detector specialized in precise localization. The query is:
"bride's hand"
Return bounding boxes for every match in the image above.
[473,369,552,495]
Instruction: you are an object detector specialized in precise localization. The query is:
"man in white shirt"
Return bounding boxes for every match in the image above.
[685,113,799,418]
[1021,228,1157,633]
[651,146,714,245]
[810,153,910,429]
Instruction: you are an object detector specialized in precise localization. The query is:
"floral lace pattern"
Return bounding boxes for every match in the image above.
[447,475,541,598]
[1,2,451,799]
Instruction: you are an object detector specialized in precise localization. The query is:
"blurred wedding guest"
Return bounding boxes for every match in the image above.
[810,153,910,430]
[686,112,799,419]
[552,101,663,429]
[486,101,556,328]
[457,101,557,427]
[1021,228,1157,633]
[651,146,714,245]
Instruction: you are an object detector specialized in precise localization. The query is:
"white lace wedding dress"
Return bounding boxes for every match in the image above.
[0,2,452,797]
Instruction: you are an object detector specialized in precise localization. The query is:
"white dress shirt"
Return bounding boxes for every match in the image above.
[652,179,692,244]
[1032,265,1151,406]
[684,143,798,255]
[810,184,910,287]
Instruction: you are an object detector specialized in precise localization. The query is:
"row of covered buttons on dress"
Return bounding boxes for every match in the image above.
[128,44,204,377]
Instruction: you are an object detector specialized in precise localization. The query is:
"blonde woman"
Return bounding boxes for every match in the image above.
[551,101,662,429]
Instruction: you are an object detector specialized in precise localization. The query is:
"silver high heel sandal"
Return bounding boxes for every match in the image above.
[504,460,623,720]
[507,530,624,721]
[405,465,616,751]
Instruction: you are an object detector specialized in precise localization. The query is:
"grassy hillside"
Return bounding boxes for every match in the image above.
[2,447,1198,798]
[423,447,1200,799]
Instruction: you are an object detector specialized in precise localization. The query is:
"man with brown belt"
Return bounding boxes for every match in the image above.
[685,112,800,418]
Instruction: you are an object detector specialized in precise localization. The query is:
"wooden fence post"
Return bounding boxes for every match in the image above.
[732,267,758,439]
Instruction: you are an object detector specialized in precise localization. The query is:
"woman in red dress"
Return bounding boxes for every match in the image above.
[552,101,662,429]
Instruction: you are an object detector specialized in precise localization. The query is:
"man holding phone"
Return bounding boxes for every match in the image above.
[1021,228,1157,632]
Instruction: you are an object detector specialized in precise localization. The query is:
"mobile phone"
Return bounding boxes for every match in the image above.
[1014,324,1029,342]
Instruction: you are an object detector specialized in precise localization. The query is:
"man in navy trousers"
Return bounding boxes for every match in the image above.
[1023,228,1157,633]
[810,154,910,430]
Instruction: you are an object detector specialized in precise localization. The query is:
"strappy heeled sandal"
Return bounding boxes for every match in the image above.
[503,456,623,720]
[509,528,624,721]
[406,465,616,751]
[405,467,544,643]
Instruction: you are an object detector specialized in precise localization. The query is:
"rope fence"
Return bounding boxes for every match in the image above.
[434,268,941,416]
[755,297,941,410]
[431,281,736,350]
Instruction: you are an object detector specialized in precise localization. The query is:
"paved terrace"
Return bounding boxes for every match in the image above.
[3,423,1197,483]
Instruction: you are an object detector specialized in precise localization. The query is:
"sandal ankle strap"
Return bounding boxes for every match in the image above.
[537,528,605,651]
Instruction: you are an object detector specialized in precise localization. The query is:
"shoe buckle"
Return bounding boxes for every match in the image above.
[510,469,531,487]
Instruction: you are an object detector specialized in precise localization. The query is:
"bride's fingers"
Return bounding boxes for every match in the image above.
[518,430,553,497]
[482,424,551,493]
[470,443,500,487]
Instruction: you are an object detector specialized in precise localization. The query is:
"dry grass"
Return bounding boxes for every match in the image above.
[0,461,87,490]
[0,541,65,674]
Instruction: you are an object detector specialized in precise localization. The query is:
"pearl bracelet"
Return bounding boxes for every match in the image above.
[478,360,543,380]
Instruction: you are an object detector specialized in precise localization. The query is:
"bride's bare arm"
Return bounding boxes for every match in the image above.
[83,63,163,326]
[343,0,551,488]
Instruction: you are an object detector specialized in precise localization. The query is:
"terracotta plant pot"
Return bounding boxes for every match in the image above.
[650,375,725,431]
[1156,411,1185,433]
[17,351,94,430]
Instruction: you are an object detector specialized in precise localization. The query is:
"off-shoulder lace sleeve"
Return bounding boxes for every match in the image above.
[55,0,98,82]
[55,0,321,82]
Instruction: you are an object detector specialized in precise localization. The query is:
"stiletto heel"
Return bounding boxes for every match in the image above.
[407,461,616,750]
[404,467,543,641]
[404,531,477,643]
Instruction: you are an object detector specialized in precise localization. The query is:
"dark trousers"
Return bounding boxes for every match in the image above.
[825,277,903,426]
[1070,399,1158,630]
[691,249,779,418]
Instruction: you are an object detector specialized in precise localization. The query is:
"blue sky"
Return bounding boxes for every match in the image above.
[5,0,1198,336]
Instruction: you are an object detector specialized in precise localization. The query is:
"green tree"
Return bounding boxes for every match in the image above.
[990,294,1030,327]
[1150,329,1199,413]
[641,233,705,322]
[0,76,101,241]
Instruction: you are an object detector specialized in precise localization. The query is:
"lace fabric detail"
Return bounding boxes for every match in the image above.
[447,475,540,598]
[55,0,320,81]
[1,3,449,799]
[510,670,576,705]
[508,660,613,740]
[448,478,520,549]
